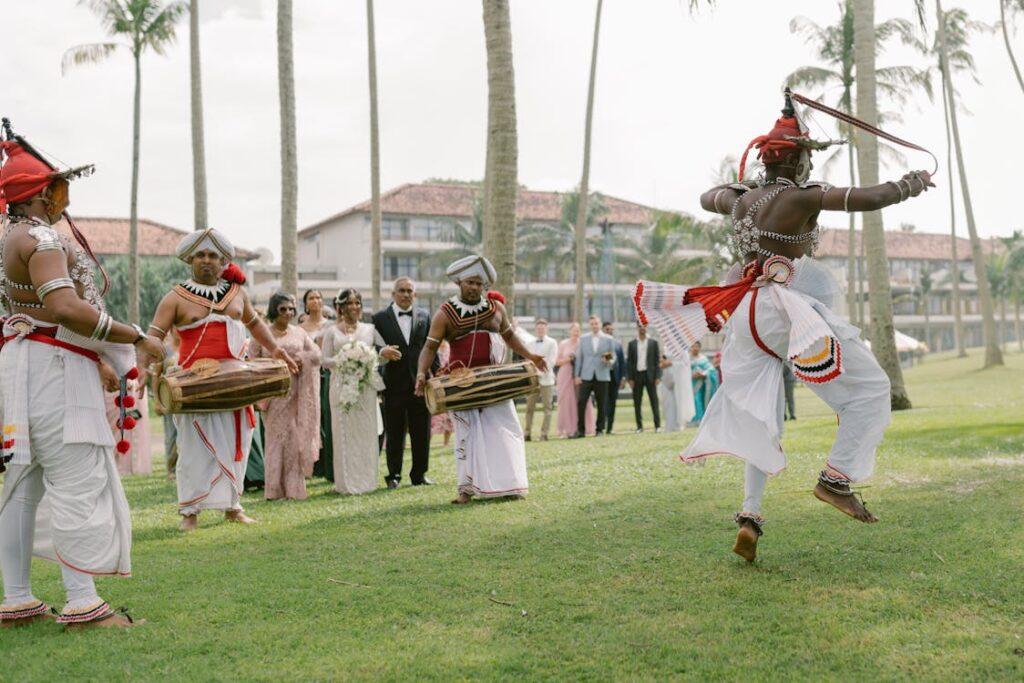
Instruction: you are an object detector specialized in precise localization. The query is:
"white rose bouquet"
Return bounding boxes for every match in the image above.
[331,339,385,411]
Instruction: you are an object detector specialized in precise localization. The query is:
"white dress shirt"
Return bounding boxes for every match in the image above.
[532,335,559,386]
[636,337,649,372]
[392,302,413,344]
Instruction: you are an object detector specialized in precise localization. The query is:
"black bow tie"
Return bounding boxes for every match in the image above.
[397,311,412,317]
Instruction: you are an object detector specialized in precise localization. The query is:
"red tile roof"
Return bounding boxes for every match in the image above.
[816,227,1001,261]
[51,217,255,260]
[300,182,657,235]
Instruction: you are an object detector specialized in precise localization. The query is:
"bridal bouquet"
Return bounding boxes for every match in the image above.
[331,340,385,411]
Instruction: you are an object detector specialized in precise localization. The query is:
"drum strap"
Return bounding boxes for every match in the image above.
[233,407,257,461]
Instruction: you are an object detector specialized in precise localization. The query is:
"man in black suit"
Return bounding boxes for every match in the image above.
[627,323,662,433]
[373,277,438,488]
[601,321,626,435]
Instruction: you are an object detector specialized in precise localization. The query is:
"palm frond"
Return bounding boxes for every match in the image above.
[141,1,187,55]
[61,42,122,74]
[784,66,840,92]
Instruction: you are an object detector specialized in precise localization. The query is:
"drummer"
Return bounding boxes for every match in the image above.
[140,228,298,531]
[414,255,547,504]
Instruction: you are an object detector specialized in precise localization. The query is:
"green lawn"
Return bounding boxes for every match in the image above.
[3,350,1023,681]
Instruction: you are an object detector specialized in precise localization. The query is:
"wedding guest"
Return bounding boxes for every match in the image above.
[572,315,616,438]
[556,322,596,437]
[323,288,384,494]
[372,277,436,488]
[658,354,695,432]
[601,321,626,435]
[627,323,662,433]
[689,341,719,424]
[300,289,335,482]
[430,341,455,446]
[524,319,559,441]
[254,291,322,500]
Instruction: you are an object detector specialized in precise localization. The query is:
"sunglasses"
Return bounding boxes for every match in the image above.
[278,306,296,313]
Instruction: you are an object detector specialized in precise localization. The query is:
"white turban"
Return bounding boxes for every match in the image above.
[176,227,235,263]
[446,255,496,286]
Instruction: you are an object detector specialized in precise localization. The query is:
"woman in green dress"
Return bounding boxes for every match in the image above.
[300,289,335,482]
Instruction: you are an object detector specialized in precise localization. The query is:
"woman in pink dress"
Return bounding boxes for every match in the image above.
[254,291,323,500]
[556,322,596,437]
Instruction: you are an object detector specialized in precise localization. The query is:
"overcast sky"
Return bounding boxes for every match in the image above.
[6,1,1023,260]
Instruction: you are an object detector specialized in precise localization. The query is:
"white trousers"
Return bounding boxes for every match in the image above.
[683,287,891,517]
[0,341,132,611]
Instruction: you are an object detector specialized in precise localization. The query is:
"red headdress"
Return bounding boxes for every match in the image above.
[0,118,108,294]
[737,89,810,181]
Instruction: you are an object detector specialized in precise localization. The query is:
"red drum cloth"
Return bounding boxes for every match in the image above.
[177,321,234,369]
[448,331,492,370]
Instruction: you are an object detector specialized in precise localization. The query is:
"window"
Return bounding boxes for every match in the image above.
[409,218,453,242]
[383,255,418,280]
[535,297,571,322]
[381,218,408,240]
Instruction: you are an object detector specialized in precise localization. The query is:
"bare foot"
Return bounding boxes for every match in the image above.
[225,510,257,524]
[450,493,472,505]
[65,612,145,630]
[178,514,198,532]
[732,522,759,562]
[813,482,878,523]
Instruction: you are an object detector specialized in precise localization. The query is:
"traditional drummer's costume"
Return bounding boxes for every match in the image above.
[634,93,891,538]
[168,229,255,517]
[439,256,528,498]
[0,129,137,626]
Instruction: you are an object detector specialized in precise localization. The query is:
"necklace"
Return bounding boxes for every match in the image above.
[449,295,489,316]
[181,278,230,303]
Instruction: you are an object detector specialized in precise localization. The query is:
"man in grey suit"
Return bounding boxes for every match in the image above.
[572,315,616,438]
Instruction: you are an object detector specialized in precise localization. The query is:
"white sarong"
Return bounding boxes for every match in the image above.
[681,259,890,480]
[0,328,132,576]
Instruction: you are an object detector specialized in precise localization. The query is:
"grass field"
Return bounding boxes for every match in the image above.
[3,349,1024,681]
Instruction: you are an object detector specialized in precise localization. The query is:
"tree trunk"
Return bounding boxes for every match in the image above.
[278,0,298,295]
[1001,294,1008,350]
[1001,0,1024,95]
[853,0,911,409]
[857,232,866,332]
[937,0,1002,367]
[574,0,603,321]
[941,72,967,357]
[128,49,142,325]
[481,0,519,309]
[189,0,208,231]
[846,128,858,326]
[367,0,382,311]
[1015,275,1022,351]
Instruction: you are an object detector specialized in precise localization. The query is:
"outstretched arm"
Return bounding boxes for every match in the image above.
[241,292,299,373]
[821,170,933,213]
[700,180,757,215]
[496,303,548,373]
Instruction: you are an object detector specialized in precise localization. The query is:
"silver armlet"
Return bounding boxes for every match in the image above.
[27,225,65,254]
[843,187,854,213]
[426,336,441,345]
[726,183,750,193]
[36,277,74,300]
[242,312,259,327]
[713,189,727,213]
[148,323,167,336]
[90,312,113,341]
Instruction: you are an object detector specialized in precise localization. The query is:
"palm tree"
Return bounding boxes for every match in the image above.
[787,1,926,329]
[933,0,1003,367]
[852,0,912,409]
[573,0,604,322]
[618,213,716,287]
[1000,0,1024,95]
[904,6,989,357]
[918,265,933,349]
[188,0,207,231]
[481,0,519,311]
[277,0,298,296]
[999,230,1024,350]
[63,0,187,324]
[987,249,1010,351]
[366,0,382,311]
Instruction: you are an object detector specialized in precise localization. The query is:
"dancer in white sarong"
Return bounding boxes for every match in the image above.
[141,229,298,531]
[0,128,164,628]
[634,89,933,561]
[415,255,548,504]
